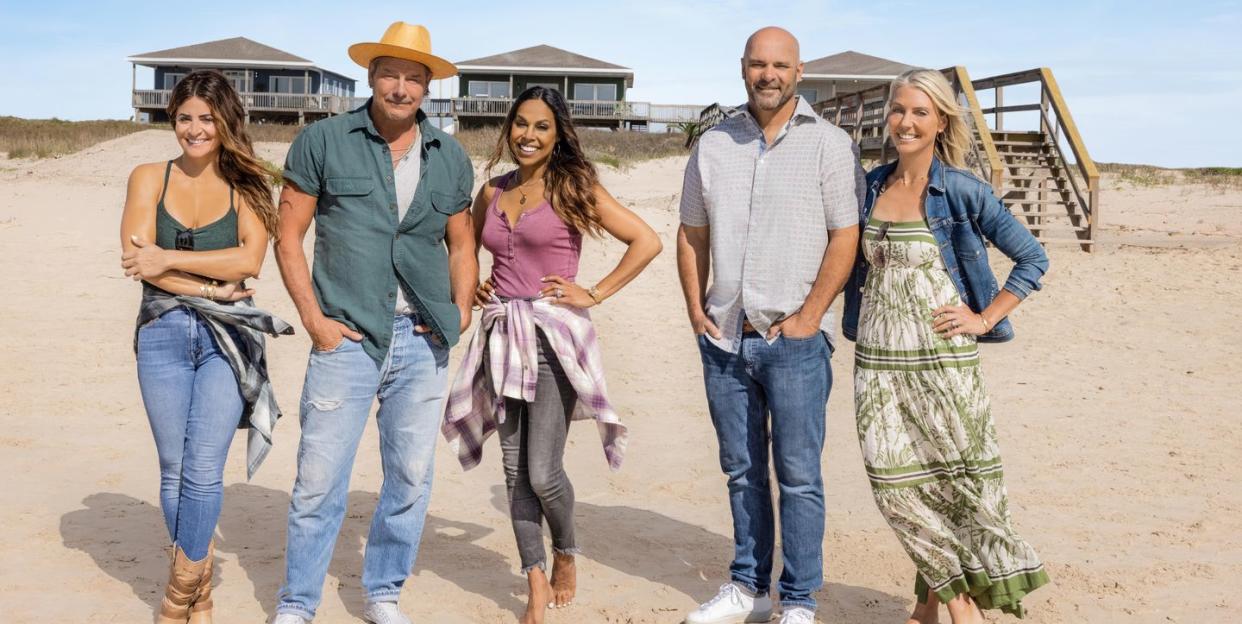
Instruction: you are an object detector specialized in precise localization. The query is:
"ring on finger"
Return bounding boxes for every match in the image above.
[556,288,564,298]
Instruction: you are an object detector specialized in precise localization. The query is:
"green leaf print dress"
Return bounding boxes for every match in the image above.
[854,217,1049,617]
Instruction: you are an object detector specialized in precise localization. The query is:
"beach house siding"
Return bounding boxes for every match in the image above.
[459,73,626,101]
[153,66,354,96]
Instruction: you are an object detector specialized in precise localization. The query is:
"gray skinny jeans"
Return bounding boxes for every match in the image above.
[488,329,580,572]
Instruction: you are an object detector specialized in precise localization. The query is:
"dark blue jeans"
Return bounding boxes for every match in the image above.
[697,331,832,610]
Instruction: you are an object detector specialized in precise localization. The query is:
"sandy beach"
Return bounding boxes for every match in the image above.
[1,129,1238,623]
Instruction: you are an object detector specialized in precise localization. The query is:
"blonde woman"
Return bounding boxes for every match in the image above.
[842,69,1050,623]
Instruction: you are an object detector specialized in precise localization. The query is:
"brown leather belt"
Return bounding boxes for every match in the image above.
[741,319,757,334]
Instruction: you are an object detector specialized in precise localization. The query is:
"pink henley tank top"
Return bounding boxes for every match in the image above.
[481,171,583,298]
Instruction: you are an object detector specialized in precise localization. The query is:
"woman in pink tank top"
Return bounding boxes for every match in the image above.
[444,86,662,624]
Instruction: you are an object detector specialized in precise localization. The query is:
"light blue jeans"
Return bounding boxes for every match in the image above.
[697,330,832,611]
[136,307,243,562]
[276,314,448,620]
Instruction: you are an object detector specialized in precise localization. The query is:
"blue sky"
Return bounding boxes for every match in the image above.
[1,0,1237,167]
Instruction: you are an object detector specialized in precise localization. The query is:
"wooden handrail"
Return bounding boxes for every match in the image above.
[947,66,1003,189]
[1039,68,1099,190]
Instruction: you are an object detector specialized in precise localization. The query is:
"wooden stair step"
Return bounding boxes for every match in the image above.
[1007,210,1084,218]
[1025,223,1091,232]
[1034,236,1094,245]
[1002,197,1078,205]
[992,141,1052,148]
[1004,173,1063,180]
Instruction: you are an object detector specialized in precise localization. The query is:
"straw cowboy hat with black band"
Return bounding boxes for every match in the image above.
[348,22,458,79]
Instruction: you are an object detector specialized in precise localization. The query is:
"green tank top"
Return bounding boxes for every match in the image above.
[154,160,238,252]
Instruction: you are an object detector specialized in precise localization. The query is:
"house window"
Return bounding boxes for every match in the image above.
[797,87,819,103]
[163,73,186,90]
[573,83,617,101]
[223,70,248,94]
[271,76,307,94]
[468,81,511,98]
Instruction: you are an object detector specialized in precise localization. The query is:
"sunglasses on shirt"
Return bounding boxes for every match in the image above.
[175,228,195,251]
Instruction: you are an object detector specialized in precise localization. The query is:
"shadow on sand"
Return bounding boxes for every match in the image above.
[482,484,910,620]
[58,486,524,621]
[60,484,908,621]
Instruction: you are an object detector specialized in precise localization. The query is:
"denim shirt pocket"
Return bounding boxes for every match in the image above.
[325,176,373,197]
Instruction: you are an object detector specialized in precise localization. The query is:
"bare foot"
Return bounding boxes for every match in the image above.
[906,593,940,624]
[549,552,577,608]
[945,593,983,624]
[521,567,552,624]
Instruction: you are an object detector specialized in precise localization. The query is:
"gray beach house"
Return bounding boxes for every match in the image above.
[128,37,357,124]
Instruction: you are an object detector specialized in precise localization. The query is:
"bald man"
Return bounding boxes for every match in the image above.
[677,27,862,624]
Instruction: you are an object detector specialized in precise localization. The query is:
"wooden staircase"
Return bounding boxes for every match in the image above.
[814,66,1100,251]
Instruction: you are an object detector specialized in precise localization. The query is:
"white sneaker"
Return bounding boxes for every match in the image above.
[779,606,816,624]
[271,614,311,624]
[686,582,774,623]
[362,601,412,624]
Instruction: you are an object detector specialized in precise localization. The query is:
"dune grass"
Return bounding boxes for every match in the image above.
[454,127,688,168]
[1098,162,1242,190]
[0,117,148,159]
[1,116,689,168]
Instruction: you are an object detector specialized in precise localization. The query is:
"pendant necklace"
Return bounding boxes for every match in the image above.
[513,172,541,206]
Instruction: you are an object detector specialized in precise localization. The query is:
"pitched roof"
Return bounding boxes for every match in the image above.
[802,51,917,78]
[128,37,314,66]
[457,45,630,72]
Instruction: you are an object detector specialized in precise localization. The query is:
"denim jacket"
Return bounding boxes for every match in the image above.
[842,157,1049,343]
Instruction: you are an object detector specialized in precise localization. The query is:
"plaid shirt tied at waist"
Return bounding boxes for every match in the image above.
[135,291,294,478]
[442,297,627,471]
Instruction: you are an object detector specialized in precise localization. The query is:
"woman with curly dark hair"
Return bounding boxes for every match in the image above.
[119,69,290,624]
[443,86,662,624]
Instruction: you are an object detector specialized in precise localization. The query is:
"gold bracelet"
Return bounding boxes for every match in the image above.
[587,285,603,305]
[199,281,208,298]
[979,314,991,331]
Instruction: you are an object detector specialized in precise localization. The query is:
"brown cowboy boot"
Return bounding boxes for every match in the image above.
[156,544,208,624]
[187,540,214,624]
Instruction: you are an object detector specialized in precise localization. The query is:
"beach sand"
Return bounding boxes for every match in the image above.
[0,129,1238,623]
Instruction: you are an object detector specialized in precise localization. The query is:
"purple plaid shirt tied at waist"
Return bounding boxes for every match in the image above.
[442,297,628,471]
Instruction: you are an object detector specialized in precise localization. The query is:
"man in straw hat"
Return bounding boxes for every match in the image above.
[271,22,476,624]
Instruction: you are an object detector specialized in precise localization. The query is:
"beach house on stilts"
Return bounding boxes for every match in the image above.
[128,37,358,125]
[436,45,703,131]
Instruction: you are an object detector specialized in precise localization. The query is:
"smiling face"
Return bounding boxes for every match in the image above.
[368,56,431,124]
[741,28,803,113]
[887,85,948,158]
[173,96,220,159]
[509,98,557,168]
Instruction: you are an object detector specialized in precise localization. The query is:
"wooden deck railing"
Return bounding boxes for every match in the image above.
[136,89,704,125]
[134,89,364,114]
[431,98,703,123]
[944,66,1003,189]
[812,66,1005,186]
[971,68,1100,234]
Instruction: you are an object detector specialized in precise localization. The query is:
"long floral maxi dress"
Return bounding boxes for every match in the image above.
[854,217,1049,617]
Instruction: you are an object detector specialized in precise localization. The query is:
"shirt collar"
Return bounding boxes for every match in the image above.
[349,98,441,150]
[731,95,820,126]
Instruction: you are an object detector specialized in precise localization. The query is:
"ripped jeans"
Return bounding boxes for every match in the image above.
[276,314,448,620]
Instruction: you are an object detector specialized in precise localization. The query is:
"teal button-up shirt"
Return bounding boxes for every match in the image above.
[284,100,473,369]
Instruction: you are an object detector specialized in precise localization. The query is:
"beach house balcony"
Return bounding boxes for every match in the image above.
[128,37,356,124]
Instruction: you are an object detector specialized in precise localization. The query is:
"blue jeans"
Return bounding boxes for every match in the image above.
[697,331,832,610]
[136,307,243,562]
[276,315,448,619]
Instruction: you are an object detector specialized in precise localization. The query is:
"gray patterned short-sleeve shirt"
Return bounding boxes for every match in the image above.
[680,96,864,353]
